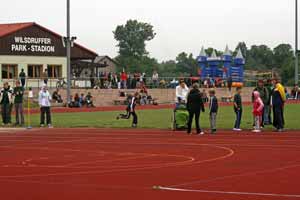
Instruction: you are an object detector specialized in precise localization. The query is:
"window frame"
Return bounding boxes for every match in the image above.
[27,64,43,78]
[1,64,18,79]
[47,65,62,79]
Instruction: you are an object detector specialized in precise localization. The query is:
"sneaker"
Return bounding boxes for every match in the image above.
[40,124,44,128]
[252,129,261,133]
[48,124,53,128]
[197,132,205,135]
[132,124,137,128]
[211,129,217,134]
[233,128,242,131]
[277,129,284,132]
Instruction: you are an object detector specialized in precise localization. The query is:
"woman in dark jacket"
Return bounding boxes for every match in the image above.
[187,83,205,135]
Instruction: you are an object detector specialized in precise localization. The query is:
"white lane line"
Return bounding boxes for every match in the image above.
[157,186,300,198]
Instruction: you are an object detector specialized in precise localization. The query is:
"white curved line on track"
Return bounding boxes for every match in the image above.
[0,144,233,178]
[157,186,300,198]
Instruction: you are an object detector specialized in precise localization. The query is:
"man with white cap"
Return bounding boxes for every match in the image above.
[38,84,52,128]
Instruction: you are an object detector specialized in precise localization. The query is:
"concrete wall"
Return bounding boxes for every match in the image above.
[29,87,257,106]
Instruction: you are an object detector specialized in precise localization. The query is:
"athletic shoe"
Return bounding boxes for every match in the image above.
[277,129,284,132]
[40,124,44,128]
[252,129,261,133]
[48,124,53,128]
[197,132,205,135]
[211,129,217,134]
[132,124,137,128]
[233,128,242,131]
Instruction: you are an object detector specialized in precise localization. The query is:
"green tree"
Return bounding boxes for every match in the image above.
[235,42,248,58]
[113,19,156,58]
[176,52,198,76]
[273,44,295,84]
[247,45,274,69]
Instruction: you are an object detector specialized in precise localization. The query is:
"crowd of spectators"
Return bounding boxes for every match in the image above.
[88,71,235,90]
[69,92,95,108]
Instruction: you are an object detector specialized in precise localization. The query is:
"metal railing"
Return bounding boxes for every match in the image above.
[1,75,275,90]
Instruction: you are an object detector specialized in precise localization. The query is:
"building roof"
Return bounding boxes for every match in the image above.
[0,22,34,38]
[199,46,207,57]
[0,22,98,57]
[94,55,120,66]
[223,45,232,56]
[235,48,244,59]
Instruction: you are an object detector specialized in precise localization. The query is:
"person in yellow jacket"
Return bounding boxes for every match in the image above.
[271,80,286,132]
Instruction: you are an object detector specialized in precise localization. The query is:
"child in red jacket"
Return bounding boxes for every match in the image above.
[252,91,264,132]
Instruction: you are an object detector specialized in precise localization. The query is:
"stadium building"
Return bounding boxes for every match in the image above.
[0,22,116,87]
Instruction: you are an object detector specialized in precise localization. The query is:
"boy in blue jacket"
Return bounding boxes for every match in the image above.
[209,89,218,134]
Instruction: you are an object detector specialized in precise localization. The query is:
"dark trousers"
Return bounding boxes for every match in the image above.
[234,110,242,129]
[187,110,201,133]
[273,106,284,129]
[119,111,138,125]
[15,103,24,125]
[21,79,26,88]
[40,107,51,125]
[44,79,48,85]
[131,111,138,125]
[1,103,12,124]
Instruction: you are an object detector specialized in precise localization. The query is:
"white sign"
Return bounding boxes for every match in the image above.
[11,37,55,53]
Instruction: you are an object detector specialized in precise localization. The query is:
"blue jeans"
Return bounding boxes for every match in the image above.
[234,110,242,129]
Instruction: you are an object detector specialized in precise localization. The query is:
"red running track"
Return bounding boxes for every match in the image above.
[0,128,300,200]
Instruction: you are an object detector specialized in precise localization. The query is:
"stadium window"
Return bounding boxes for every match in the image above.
[27,65,43,78]
[1,64,18,79]
[47,65,62,78]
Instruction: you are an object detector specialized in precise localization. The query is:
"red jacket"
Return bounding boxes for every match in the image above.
[121,72,127,81]
[252,91,264,116]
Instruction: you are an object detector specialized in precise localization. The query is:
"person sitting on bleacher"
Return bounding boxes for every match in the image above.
[52,89,63,103]
[291,85,299,100]
[79,93,85,107]
[85,92,95,107]
[140,84,148,105]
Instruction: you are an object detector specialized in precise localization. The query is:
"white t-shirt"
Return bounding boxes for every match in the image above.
[175,85,189,103]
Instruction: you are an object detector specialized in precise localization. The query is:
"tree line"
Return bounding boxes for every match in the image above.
[114,19,296,85]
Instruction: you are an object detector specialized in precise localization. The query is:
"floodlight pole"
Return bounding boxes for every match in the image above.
[296,0,299,85]
[66,0,71,105]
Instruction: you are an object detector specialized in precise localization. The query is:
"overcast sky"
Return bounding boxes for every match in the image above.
[1,0,295,61]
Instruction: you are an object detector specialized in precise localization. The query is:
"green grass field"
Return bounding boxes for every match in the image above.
[25,104,300,130]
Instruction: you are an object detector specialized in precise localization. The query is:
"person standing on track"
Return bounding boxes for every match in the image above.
[252,80,268,127]
[0,82,13,126]
[209,89,218,134]
[252,91,264,133]
[271,80,286,132]
[233,87,243,131]
[38,84,53,128]
[13,80,25,126]
[186,83,205,135]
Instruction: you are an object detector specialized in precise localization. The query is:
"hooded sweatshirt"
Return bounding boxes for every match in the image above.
[39,88,52,107]
[253,91,264,116]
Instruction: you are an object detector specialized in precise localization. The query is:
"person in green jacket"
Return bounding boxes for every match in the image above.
[0,82,13,125]
[13,80,25,126]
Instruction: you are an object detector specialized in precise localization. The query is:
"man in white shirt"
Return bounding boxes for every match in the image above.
[175,80,189,107]
[152,71,159,88]
[39,84,52,128]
